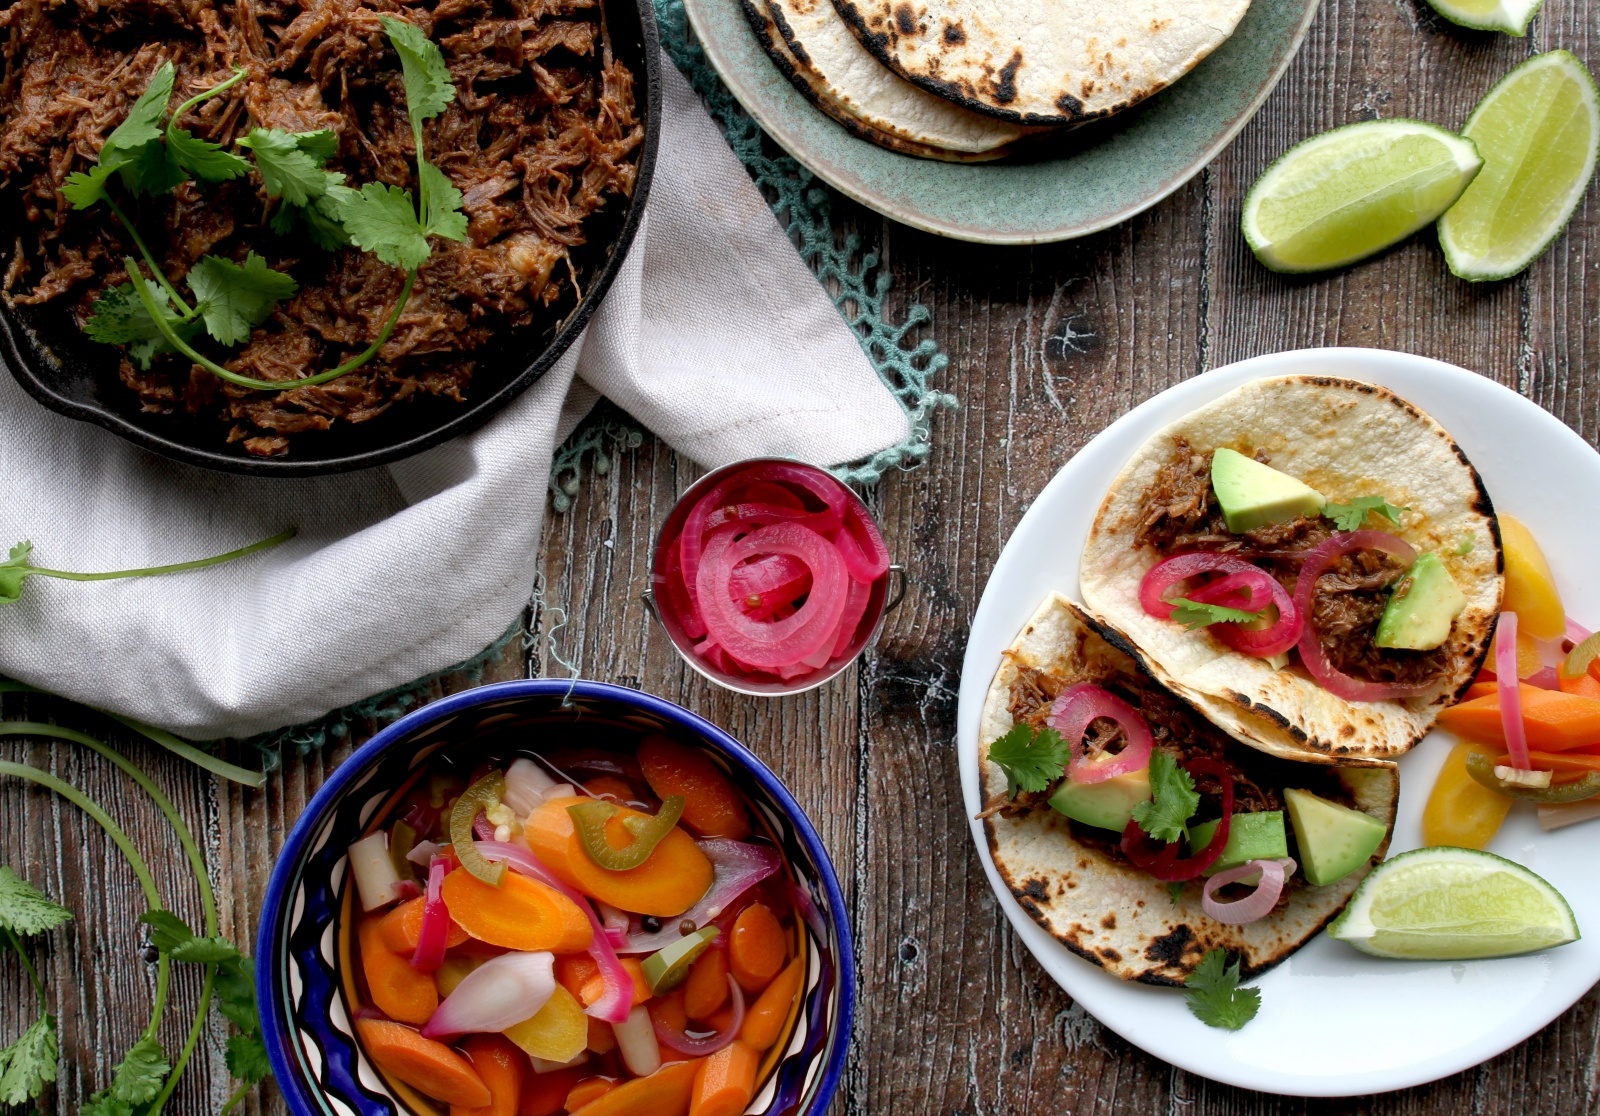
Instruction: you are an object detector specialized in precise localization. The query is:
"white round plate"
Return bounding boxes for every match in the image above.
[956,347,1600,1096]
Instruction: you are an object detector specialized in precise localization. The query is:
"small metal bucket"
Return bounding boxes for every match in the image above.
[642,458,905,697]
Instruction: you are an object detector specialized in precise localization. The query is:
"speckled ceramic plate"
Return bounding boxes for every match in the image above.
[682,0,1320,243]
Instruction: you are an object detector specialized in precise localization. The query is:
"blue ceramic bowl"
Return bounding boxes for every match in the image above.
[257,679,854,1116]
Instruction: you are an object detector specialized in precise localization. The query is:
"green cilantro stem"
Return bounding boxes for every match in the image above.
[221,1081,250,1116]
[169,67,247,127]
[105,199,196,320]
[4,927,46,1009]
[0,682,266,788]
[0,726,220,1116]
[26,526,293,582]
[125,258,415,390]
[0,761,171,1044]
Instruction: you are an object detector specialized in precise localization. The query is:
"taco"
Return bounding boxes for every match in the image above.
[979,593,1398,984]
[1080,375,1503,762]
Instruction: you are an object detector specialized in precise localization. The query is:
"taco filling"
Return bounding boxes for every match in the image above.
[979,593,1397,983]
[1132,437,1453,694]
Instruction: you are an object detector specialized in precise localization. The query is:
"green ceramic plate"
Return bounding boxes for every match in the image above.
[683,0,1321,244]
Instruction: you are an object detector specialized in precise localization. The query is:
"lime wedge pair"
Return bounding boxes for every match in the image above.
[1426,0,1544,35]
[1243,51,1598,280]
[1328,846,1578,960]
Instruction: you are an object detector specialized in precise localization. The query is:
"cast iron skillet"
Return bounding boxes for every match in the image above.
[0,0,659,477]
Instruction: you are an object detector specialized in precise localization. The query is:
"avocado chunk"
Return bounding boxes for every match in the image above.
[1048,766,1151,832]
[1375,552,1466,650]
[1284,787,1387,886]
[1186,811,1288,875]
[1210,447,1327,533]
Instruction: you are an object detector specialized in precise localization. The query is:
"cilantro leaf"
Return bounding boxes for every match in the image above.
[186,252,298,346]
[0,869,71,937]
[1183,949,1261,1031]
[81,1096,134,1116]
[1166,597,1267,631]
[1167,881,1185,906]
[381,15,456,128]
[82,279,199,370]
[170,935,243,964]
[1323,496,1408,532]
[1130,750,1198,844]
[336,183,431,269]
[99,62,175,172]
[213,959,260,1032]
[418,158,467,243]
[226,1034,271,1084]
[986,723,1071,797]
[0,543,35,604]
[238,128,340,206]
[61,162,126,211]
[167,127,251,183]
[107,1035,169,1105]
[292,129,340,162]
[0,1014,57,1105]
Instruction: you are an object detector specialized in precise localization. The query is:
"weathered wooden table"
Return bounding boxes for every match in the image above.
[5,0,1600,1112]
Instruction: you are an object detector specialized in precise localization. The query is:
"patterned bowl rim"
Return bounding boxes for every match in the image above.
[256,678,856,1115]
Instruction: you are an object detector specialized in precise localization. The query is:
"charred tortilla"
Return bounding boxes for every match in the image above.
[980,593,1397,984]
[746,0,1028,160]
[832,0,1253,125]
[1079,376,1502,762]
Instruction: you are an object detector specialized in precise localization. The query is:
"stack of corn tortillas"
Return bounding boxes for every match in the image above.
[742,0,1255,161]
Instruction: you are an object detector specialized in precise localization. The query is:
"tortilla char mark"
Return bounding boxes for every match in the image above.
[986,50,1023,105]
[941,20,965,44]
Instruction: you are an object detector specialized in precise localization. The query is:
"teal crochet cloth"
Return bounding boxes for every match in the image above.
[247,2,954,759]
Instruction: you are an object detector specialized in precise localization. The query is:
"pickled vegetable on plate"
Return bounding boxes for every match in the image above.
[1499,515,1566,640]
[1423,741,1512,849]
[342,735,805,1112]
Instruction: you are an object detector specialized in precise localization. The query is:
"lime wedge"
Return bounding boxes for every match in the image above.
[1439,51,1600,281]
[1243,120,1483,273]
[1327,846,1579,960]
[1424,0,1544,35]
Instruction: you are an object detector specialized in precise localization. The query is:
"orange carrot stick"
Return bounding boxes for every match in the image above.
[557,954,600,1001]
[451,1034,523,1116]
[380,895,470,953]
[1437,685,1600,752]
[688,1041,758,1116]
[1461,682,1499,702]
[638,736,750,839]
[728,904,785,993]
[518,1065,585,1116]
[683,947,730,1020]
[1485,750,1600,773]
[1560,671,1600,700]
[739,956,803,1052]
[582,957,651,1006]
[526,796,712,917]
[357,917,438,1025]
[441,868,593,953]
[586,1016,617,1055]
[355,1018,491,1108]
[565,1077,618,1111]
[566,1061,701,1116]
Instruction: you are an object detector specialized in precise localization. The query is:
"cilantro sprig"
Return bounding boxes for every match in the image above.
[1323,496,1409,532]
[0,714,269,1114]
[68,25,466,392]
[1130,750,1199,844]
[0,869,70,1109]
[1184,949,1261,1030]
[0,529,294,605]
[987,724,1071,797]
[1165,597,1267,631]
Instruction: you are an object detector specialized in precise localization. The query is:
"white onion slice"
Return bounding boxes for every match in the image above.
[421,950,555,1038]
[1201,858,1297,925]
[348,832,402,911]
[504,757,558,815]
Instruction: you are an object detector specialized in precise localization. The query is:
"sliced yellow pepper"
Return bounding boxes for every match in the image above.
[1499,514,1565,641]
[1422,740,1512,850]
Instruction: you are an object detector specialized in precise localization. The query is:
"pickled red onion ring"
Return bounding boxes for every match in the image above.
[1293,531,1434,703]
[830,579,873,660]
[1120,757,1235,882]
[837,504,891,583]
[697,523,848,668]
[730,554,811,615]
[1047,684,1154,784]
[1496,611,1532,770]
[410,856,450,972]
[1201,858,1298,925]
[652,977,745,1055]
[1139,553,1301,658]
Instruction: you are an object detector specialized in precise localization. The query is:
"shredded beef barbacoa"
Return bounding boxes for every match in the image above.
[1133,437,1450,689]
[0,0,640,455]
[997,664,1351,866]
